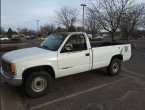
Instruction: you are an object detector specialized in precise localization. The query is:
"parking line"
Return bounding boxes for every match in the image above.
[30,77,128,110]
[0,75,5,110]
[0,96,5,110]
[122,67,145,77]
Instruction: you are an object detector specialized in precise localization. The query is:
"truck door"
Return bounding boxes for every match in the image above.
[58,34,91,77]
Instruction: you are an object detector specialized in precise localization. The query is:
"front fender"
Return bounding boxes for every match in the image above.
[15,60,58,78]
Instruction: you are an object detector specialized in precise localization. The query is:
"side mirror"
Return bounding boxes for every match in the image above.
[65,43,73,51]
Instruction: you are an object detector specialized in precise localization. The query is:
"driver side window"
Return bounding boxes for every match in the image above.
[61,34,87,53]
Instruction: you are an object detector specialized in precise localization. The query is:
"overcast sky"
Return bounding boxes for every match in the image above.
[1,0,145,31]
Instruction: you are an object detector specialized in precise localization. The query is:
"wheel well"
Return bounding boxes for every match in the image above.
[111,54,123,61]
[22,65,55,81]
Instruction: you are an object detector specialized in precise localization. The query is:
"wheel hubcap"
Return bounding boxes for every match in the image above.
[112,63,119,73]
[31,77,47,92]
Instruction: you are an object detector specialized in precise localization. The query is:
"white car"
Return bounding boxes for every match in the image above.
[12,35,20,41]
[0,37,9,40]
[37,36,47,40]
[94,35,104,40]
[87,34,93,39]
[1,32,131,97]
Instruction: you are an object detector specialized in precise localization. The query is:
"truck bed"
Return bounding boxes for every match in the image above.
[91,42,131,70]
[90,41,127,48]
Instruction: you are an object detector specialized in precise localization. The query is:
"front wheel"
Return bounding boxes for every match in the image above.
[24,70,52,98]
[107,59,121,76]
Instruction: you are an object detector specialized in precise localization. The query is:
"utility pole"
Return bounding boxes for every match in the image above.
[36,20,39,32]
[80,4,87,31]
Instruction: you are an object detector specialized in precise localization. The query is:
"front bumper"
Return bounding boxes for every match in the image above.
[0,67,22,86]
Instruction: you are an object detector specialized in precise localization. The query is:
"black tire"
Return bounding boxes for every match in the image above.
[24,70,52,98]
[107,58,121,76]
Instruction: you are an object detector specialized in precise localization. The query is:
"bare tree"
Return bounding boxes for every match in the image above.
[140,4,145,30]
[7,28,13,38]
[41,24,56,36]
[85,11,101,37]
[19,28,36,36]
[120,3,145,40]
[143,16,145,29]
[88,0,134,42]
[0,27,5,35]
[56,6,78,31]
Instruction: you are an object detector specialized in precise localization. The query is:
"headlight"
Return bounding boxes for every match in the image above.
[2,59,15,75]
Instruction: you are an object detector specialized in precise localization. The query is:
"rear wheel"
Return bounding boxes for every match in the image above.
[24,70,51,98]
[107,59,121,76]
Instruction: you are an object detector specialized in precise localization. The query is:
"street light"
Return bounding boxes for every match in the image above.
[80,4,87,31]
[36,20,39,32]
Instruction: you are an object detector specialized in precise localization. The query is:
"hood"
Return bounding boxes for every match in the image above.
[2,47,55,63]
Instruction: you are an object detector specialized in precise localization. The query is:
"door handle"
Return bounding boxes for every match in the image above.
[85,53,90,56]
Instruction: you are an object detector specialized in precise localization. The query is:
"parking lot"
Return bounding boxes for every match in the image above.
[1,39,145,110]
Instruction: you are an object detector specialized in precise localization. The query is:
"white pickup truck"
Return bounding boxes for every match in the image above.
[1,32,131,97]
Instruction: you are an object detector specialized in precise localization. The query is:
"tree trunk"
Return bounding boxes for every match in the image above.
[111,32,115,43]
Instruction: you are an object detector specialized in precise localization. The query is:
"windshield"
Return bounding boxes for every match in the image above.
[40,34,67,51]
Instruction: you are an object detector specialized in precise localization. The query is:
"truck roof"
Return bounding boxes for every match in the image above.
[55,32,86,36]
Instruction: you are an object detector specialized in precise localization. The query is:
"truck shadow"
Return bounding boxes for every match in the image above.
[1,68,124,109]
[19,68,109,98]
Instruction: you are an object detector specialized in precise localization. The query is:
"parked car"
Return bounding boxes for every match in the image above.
[37,36,47,40]
[1,32,131,97]
[94,35,104,40]
[11,35,20,41]
[0,37,9,41]
[30,35,35,39]
[26,35,35,40]
[26,36,30,40]
[87,34,93,39]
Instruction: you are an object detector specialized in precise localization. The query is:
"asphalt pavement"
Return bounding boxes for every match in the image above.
[0,39,145,110]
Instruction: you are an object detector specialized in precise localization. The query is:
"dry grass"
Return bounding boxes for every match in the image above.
[0,46,18,52]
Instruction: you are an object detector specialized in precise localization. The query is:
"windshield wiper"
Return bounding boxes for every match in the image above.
[39,45,50,50]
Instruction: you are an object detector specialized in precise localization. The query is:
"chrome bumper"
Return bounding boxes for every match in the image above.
[0,67,22,86]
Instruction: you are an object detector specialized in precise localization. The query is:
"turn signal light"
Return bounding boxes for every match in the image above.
[10,64,15,74]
